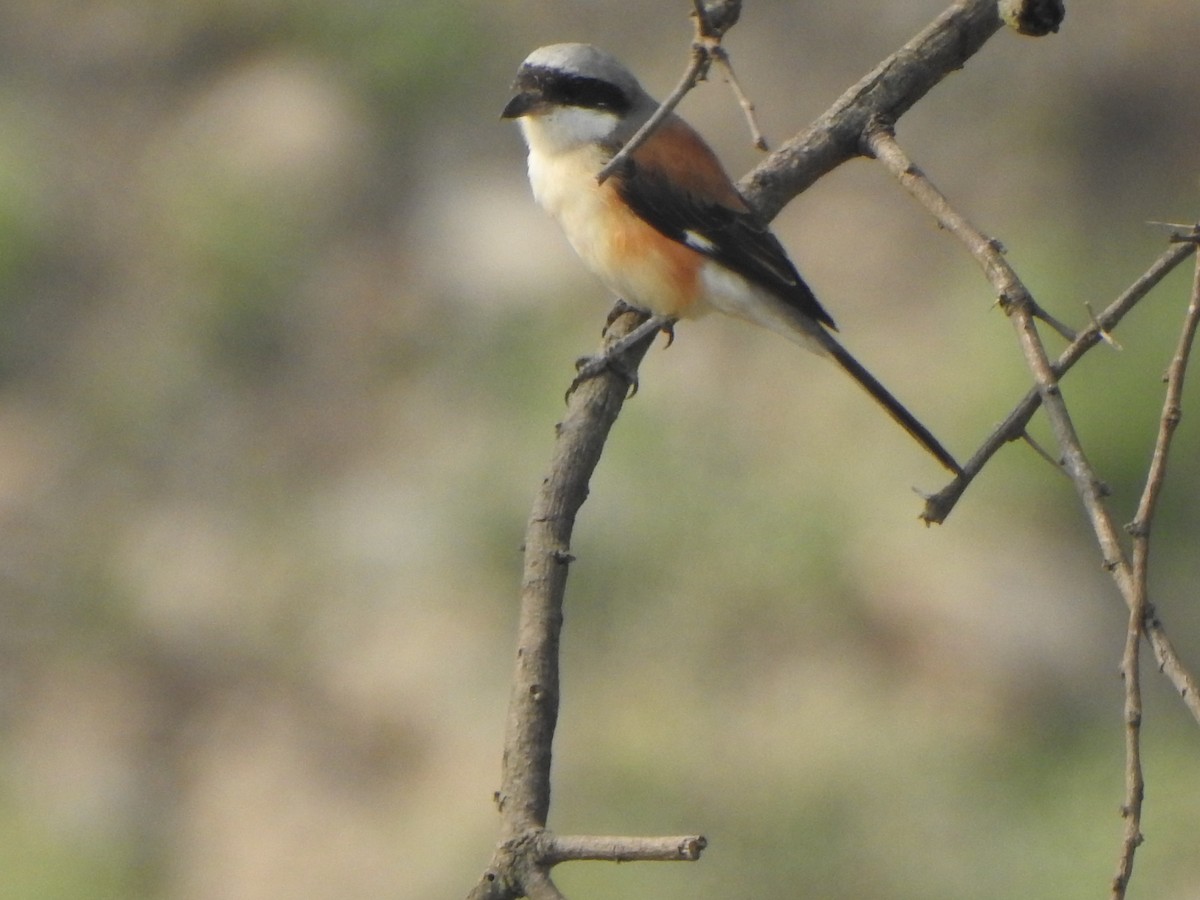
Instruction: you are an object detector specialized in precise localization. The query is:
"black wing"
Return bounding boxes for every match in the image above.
[613,159,836,330]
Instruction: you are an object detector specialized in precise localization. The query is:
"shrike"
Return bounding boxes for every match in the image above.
[502,43,960,474]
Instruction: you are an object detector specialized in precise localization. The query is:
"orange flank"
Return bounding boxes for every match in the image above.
[595,177,706,318]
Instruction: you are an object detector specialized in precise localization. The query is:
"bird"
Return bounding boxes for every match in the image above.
[501,43,960,474]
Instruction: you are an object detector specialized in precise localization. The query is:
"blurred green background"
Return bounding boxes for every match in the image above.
[1,1,1198,898]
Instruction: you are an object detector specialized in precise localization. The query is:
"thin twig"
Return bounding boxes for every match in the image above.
[596,43,713,185]
[996,241,1200,727]
[1111,602,1145,900]
[863,121,1073,338]
[710,45,769,149]
[546,834,708,864]
[595,3,765,178]
[1132,240,1200,534]
[1112,247,1200,897]
[1020,430,1067,472]
[1006,263,1200,727]
[859,121,1200,739]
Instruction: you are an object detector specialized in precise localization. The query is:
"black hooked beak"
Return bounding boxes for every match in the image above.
[500,89,543,119]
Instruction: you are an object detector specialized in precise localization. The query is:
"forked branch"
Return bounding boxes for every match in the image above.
[863,112,1200,897]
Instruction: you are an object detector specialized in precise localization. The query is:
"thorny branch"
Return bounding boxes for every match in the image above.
[864,122,1200,717]
[865,115,1200,891]
[863,120,1076,342]
[1112,241,1200,899]
[922,239,1197,524]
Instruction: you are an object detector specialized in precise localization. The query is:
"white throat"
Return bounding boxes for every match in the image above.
[518,106,621,158]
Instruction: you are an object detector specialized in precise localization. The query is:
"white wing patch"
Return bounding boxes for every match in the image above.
[683,230,716,253]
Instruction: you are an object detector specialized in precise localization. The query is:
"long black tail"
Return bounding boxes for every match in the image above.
[820,332,962,475]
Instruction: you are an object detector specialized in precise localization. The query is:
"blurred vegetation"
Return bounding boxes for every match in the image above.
[0,1,1197,898]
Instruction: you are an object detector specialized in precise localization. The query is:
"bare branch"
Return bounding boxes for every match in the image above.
[710,45,769,150]
[467,308,703,899]
[863,122,1073,337]
[858,119,1200,900]
[1111,600,1145,900]
[1113,242,1200,897]
[1001,260,1200,726]
[508,311,654,806]
[739,0,1010,220]
[545,834,709,864]
[596,1,764,183]
[923,238,1197,525]
[1131,234,1200,538]
[476,4,1200,898]
[596,43,712,185]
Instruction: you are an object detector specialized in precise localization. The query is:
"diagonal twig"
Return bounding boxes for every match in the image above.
[863,117,1197,525]
[863,121,1073,337]
[1111,240,1200,898]
[739,0,1007,221]
[595,42,712,186]
[858,124,1200,734]
[923,237,1197,524]
[1002,260,1200,726]
[710,45,769,150]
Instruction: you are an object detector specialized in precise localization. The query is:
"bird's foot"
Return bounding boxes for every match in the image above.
[565,314,677,401]
[601,299,639,336]
[567,351,640,399]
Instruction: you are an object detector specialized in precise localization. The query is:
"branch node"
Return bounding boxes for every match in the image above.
[1124,520,1149,539]
[709,45,770,150]
[1085,301,1123,350]
[1148,221,1200,244]
[680,835,709,860]
[692,0,741,39]
[859,114,895,158]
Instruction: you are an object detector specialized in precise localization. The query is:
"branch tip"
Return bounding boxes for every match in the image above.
[998,0,1065,36]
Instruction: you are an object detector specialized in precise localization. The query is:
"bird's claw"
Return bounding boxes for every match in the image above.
[567,313,676,401]
[601,300,638,337]
[566,352,639,400]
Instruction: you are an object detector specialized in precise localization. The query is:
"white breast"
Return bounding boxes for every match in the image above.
[517,112,701,318]
[527,143,610,252]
